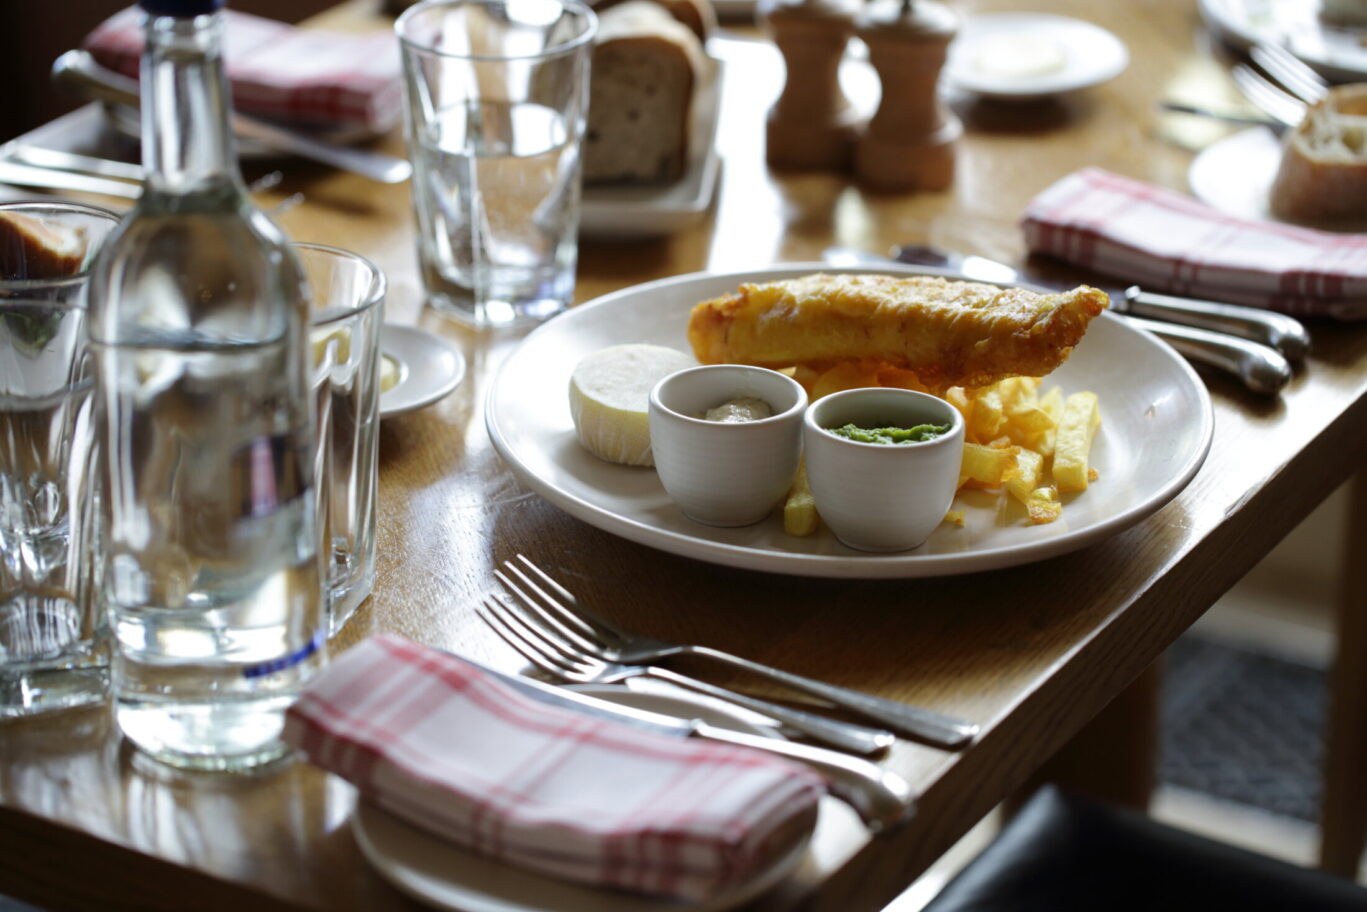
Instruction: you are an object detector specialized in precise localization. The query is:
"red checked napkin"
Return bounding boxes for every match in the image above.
[83,8,402,133]
[1023,168,1367,320]
[283,635,823,901]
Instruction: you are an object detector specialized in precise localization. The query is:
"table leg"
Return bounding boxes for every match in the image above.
[1320,469,1367,878]
[1008,661,1160,813]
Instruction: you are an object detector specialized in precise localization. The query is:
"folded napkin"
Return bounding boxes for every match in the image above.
[83,8,402,133]
[284,634,823,901]
[1022,168,1367,320]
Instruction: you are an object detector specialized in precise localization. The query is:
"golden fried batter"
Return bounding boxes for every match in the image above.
[688,273,1108,390]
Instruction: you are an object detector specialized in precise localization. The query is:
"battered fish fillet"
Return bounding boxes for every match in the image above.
[687,273,1108,390]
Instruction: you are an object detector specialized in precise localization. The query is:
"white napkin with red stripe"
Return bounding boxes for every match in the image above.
[283,634,823,901]
[83,8,402,133]
[1023,168,1367,320]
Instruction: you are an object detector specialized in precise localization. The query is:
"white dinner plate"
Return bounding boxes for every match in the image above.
[944,13,1129,101]
[1199,0,1367,82]
[579,60,723,238]
[1189,126,1367,232]
[485,264,1215,579]
[378,324,466,420]
[351,686,812,912]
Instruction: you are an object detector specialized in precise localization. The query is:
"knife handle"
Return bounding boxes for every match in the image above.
[695,723,915,832]
[1124,287,1310,361]
[1122,315,1292,395]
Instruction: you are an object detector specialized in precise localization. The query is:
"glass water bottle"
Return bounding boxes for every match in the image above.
[88,0,326,772]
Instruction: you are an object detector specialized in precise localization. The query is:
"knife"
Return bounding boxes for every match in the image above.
[51,50,412,185]
[482,662,916,833]
[896,244,1310,362]
[0,158,141,199]
[821,246,1292,395]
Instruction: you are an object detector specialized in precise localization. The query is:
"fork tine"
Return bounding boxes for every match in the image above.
[495,565,612,657]
[512,554,632,644]
[1232,65,1305,128]
[475,597,582,680]
[1250,43,1328,104]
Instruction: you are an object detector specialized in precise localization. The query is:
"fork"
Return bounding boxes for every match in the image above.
[494,555,980,749]
[1231,64,1306,130]
[476,594,895,756]
[1250,43,1329,105]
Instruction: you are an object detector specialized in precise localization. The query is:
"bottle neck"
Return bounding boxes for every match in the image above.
[140,11,243,194]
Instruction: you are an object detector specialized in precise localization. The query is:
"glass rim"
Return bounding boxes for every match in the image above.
[293,242,387,326]
[396,0,598,63]
[0,201,121,290]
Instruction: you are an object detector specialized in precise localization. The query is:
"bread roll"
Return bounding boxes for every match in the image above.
[1269,83,1367,226]
[583,2,707,185]
[591,0,716,42]
[0,212,89,280]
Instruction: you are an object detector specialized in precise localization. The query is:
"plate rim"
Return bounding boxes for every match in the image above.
[379,324,467,419]
[1198,0,1367,81]
[485,263,1215,579]
[945,12,1130,99]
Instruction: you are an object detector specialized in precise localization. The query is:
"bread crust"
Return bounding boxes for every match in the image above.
[1269,84,1367,227]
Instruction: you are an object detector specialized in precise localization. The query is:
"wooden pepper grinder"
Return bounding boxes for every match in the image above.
[854,0,960,191]
[760,0,863,170]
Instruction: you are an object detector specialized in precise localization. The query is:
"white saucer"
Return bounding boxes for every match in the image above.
[1189,126,1367,232]
[350,686,812,912]
[945,13,1129,101]
[378,325,466,420]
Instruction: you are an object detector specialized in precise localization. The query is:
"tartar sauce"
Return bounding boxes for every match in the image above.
[703,396,774,423]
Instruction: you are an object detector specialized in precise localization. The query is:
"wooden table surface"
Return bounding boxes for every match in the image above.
[4,0,1366,910]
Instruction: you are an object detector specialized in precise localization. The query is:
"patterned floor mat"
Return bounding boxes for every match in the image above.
[1161,635,1327,823]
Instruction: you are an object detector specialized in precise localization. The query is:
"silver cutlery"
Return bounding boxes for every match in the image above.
[51,50,412,185]
[1232,64,1306,130]
[493,555,979,749]
[1157,100,1283,132]
[477,593,896,756]
[479,656,916,832]
[0,159,140,199]
[1250,43,1329,105]
[4,145,144,183]
[821,246,1294,395]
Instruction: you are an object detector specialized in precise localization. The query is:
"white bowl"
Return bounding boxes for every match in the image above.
[803,389,965,552]
[648,366,807,527]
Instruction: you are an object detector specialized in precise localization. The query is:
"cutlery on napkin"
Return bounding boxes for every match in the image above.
[81,7,403,134]
[284,635,835,902]
[1023,168,1367,320]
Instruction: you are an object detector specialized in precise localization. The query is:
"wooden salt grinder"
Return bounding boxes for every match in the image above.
[855,0,960,191]
[761,0,862,170]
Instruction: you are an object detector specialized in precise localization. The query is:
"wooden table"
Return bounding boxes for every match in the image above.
[4,0,1365,909]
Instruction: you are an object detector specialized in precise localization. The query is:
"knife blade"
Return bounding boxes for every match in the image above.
[482,662,916,832]
[897,244,1310,362]
[0,159,140,199]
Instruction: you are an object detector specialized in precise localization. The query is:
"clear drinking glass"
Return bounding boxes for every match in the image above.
[0,202,118,718]
[296,244,384,635]
[397,0,597,328]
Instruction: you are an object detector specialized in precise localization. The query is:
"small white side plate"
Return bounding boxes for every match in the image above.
[1189,126,1367,232]
[351,686,811,912]
[945,13,1129,101]
[379,324,466,420]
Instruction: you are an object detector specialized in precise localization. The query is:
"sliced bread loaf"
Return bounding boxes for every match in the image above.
[583,1,707,185]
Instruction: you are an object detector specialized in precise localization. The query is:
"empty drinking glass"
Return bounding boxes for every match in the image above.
[297,244,384,634]
[397,0,597,327]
